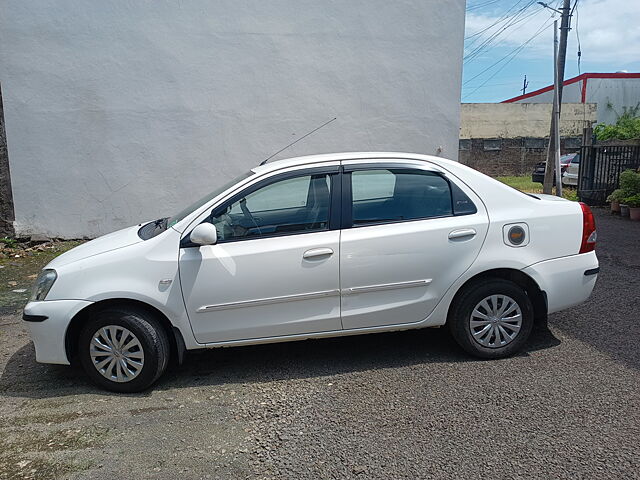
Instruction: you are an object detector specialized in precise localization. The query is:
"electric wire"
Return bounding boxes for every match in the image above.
[464,1,542,63]
[462,15,556,99]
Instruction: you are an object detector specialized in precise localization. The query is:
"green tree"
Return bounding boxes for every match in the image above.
[594,104,640,141]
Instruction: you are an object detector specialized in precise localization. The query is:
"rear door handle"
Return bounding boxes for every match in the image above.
[303,248,334,259]
[448,228,477,240]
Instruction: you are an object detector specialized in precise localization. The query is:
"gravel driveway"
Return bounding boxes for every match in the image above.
[1,208,639,479]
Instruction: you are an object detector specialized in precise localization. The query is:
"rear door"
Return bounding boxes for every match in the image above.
[339,162,489,330]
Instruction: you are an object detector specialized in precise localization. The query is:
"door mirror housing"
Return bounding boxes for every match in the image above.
[190,223,218,246]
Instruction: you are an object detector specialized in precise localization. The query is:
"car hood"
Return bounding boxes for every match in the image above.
[47,224,143,269]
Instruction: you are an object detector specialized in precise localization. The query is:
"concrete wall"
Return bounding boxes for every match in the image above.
[0,85,15,236]
[458,137,583,177]
[0,0,466,238]
[511,77,640,124]
[460,103,596,139]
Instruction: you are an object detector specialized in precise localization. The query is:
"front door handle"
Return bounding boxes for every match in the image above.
[303,248,334,259]
[448,228,477,240]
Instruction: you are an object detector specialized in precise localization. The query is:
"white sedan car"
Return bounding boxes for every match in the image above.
[24,152,599,392]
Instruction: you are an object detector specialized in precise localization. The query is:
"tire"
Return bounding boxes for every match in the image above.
[448,278,534,359]
[78,306,170,393]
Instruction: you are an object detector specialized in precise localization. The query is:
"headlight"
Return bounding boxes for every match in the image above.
[30,269,57,301]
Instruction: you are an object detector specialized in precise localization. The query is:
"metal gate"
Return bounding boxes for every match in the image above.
[578,145,640,205]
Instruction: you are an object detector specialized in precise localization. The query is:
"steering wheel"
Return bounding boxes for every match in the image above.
[239,198,262,235]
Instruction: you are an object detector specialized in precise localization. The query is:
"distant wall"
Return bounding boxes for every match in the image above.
[508,76,640,124]
[460,103,596,139]
[459,137,583,177]
[459,102,596,176]
[0,0,466,238]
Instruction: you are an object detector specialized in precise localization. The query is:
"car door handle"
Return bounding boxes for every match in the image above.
[448,228,477,240]
[303,248,334,259]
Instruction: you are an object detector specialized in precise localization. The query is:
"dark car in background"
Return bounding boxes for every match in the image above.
[532,153,578,184]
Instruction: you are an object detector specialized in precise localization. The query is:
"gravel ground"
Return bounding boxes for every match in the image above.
[0,208,638,479]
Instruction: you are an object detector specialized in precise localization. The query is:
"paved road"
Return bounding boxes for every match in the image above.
[1,208,638,479]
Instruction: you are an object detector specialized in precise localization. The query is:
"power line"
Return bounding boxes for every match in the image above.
[465,0,528,42]
[462,16,555,99]
[466,0,502,12]
[463,13,554,86]
[466,3,543,54]
[464,1,542,64]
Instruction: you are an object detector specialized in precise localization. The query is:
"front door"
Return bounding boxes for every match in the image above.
[339,165,489,330]
[180,169,341,344]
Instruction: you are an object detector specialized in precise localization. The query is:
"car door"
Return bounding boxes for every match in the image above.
[339,162,489,330]
[179,166,342,344]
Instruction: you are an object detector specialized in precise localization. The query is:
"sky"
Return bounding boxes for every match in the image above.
[462,0,640,103]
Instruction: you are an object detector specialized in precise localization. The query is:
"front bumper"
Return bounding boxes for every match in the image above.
[23,300,93,365]
[523,251,598,314]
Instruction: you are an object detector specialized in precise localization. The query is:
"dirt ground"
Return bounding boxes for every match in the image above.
[1,209,639,479]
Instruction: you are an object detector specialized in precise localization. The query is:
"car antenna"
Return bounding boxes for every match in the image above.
[259,117,337,166]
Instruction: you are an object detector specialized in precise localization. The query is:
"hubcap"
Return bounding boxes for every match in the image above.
[469,294,522,348]
[90,326,144,383]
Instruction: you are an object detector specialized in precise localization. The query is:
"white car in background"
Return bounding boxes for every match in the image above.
[24,152,599,392]
[562,153,581,186]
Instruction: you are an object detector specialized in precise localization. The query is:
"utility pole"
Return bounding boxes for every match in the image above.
[541,0,571,195]
[521,75,529,95]
[551,21,562,197]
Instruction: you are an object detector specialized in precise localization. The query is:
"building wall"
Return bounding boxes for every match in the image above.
[510,77,640,124]
[460,103,596,139]
[458,137,583,177]
[0,0,466,238]
[459,102,595,177]
[0,84,15,236]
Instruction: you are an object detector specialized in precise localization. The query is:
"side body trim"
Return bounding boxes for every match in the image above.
[342,279,432,295]
[197,289,340,312]
[196,279,431,312]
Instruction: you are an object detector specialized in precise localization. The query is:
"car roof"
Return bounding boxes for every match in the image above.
[251,152,458,175]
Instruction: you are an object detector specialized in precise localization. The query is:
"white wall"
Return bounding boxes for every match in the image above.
[0,0,466,238]
[512,77,640,124]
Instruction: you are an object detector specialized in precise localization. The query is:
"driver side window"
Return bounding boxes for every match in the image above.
[210,173,332,242]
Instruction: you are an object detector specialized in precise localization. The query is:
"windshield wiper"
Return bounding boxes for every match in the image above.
[154,217,169,230]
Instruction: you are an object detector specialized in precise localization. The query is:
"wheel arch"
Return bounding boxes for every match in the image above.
[447,268,547,324]
[65,298,186,366]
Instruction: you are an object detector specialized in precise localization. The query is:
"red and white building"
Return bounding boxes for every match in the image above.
[503,72,640,125]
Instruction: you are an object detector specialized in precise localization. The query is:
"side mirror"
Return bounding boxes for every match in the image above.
[190,223,218,246]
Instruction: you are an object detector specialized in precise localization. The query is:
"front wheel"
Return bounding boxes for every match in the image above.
[448,279,534,359]
[78,307,170,392]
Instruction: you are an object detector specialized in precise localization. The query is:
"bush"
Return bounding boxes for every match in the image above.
[624,193,640,208]
[594,106,640,141]
[619,169,640,195]
[607,188,626,203]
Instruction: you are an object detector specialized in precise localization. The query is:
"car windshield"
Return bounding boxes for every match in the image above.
[167,171,254,228]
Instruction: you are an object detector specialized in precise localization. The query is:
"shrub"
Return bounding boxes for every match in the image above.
[624,193,640,208]
[607,188,626,203]
[619,169,640,195]
[594,106,640,141]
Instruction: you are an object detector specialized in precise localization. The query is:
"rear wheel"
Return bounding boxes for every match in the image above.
[78,307,170,392]
[448,279,534,359]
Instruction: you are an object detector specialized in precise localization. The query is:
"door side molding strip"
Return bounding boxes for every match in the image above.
[197,289,340,312]
[342,279,432,295]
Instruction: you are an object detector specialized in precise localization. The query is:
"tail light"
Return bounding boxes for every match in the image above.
[579,202,597,253]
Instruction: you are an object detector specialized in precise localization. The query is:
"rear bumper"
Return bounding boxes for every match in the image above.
[23,300,93,365]
[523,252,598,314]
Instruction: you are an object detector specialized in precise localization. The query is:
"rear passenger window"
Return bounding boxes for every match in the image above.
[350,169,453,226]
